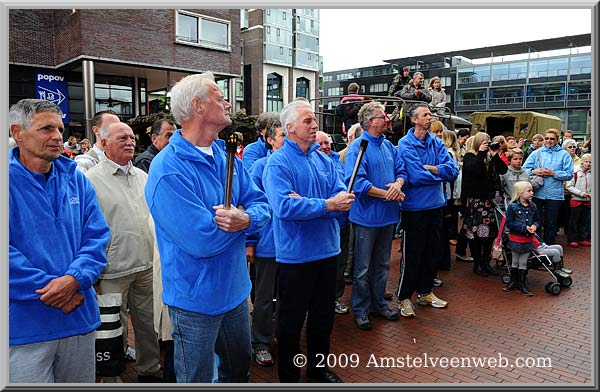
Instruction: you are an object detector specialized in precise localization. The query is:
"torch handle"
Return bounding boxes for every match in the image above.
[347,142,368,194]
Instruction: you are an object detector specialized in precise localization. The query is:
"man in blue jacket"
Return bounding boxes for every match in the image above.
[345,102,406,331]
[144,73,270,383]
[316,130,350,315]
[243,111,279,169]
[263,100,355,383]
[396,105,458,318]
[9,99,110,382]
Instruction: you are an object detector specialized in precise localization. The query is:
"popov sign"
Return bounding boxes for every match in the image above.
[35,71,70,124]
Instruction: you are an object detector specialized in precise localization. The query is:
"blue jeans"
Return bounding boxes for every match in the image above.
[533,198,562,245]
[169,300,251,383]
[351,224,394,317]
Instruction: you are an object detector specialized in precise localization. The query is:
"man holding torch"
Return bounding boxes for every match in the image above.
[144,72,270,383]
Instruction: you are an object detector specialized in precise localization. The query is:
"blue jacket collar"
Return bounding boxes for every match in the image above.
[362,130,386,146]
[10,146,76,179]
[540,144,563,152]
[283,138,320,156]
[406,127,433,145]
[169,130,225,163]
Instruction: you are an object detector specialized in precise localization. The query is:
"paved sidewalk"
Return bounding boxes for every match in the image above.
[119,233,592,385]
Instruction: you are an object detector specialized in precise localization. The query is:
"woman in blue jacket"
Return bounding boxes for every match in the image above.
[522,128,573,245]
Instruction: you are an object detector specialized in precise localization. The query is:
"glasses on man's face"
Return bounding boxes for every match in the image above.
[545,137,556,141]
[372,115,388,120]
[567,146,576,149]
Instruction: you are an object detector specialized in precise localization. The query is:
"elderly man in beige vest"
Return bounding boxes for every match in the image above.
[86,122,162,383]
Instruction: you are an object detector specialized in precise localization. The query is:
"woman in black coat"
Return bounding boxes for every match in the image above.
[461,132,508,277]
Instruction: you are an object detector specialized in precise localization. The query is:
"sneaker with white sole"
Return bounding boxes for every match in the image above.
[335,300,349,314]
[125,345,136,361]
[416,292,448,308]
[398,299,416,318]
[455,254,474,262]
[253,349,274,367]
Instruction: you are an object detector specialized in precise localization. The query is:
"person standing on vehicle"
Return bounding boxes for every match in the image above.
[398,72,432,115]
[336,82,365,135]
[388,66,411,97]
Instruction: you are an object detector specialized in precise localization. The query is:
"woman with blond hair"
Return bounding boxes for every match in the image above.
[460,132,508,277]
[427,76,446,107]
[523,128,574,245]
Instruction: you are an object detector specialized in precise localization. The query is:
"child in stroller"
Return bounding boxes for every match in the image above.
[494,185,573,296]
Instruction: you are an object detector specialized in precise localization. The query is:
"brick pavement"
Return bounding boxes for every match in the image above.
[117,232,592,385]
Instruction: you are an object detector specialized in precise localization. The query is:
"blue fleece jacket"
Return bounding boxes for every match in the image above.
[9,147,110,345]
[242,137,268,169]
[522,144,573,200]
[397,128,459,212]
[144,131,270,315]
[345,131,407,227]
[249,156,275,258]
[263,139,346,264]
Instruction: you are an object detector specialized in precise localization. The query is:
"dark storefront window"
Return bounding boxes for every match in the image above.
[266,73,283,112]
[296,77,309,99]
[95,75,133,121]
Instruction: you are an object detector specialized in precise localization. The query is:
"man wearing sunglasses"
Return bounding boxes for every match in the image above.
[523,128,574,245]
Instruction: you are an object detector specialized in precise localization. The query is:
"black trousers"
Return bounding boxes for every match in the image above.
[397,208,443,300]
[336,225,350,299]
[276,256,337,382]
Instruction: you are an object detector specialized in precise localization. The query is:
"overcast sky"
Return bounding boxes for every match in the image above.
[320,8,592,72]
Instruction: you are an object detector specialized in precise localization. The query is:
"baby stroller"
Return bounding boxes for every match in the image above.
[493,201,573,295]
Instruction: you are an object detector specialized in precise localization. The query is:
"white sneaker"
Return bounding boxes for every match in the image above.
[125,345,136,361]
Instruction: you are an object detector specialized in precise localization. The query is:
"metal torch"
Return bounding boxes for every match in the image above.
[347,139,369,193]
[224,132,238,210]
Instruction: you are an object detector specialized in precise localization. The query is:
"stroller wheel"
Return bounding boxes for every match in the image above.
[559,276,573,287]
[501,273,511,284]
[548,282,561,296]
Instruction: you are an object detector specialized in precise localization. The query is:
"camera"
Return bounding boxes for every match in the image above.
[488,141,501,151]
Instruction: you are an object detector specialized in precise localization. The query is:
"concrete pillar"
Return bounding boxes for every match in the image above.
[133,76,140,117]
[82,60,96,141]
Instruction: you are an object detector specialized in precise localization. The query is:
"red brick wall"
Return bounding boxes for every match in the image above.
[78,9,241,75]
[10,9,241,76]
[54,10,82,65]
[9,9,56,66]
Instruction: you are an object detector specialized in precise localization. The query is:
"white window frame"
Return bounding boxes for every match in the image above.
[175,10,231,52]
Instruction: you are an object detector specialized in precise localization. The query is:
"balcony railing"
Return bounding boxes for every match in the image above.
[489,96,524,105]
[526,94,565,103]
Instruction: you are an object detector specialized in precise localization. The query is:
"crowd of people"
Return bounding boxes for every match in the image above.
[8,68,591,384]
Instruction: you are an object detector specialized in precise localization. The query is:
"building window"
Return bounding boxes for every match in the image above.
[567,109,589,136]
[267,73,284,112]
[456,89,487,106]
[327,87,343,96]
[296,78,310,99]
[529,57,568,78]
[95,75,133,121]
[216,79,230,102]
[526,83,565,104]
[458,65,490,84]
[570,55,591,75]
[567,81,591,102]
[493,63,527,81]
[490,86,523,105]
[175,11,230,51]
[369,83,388,93]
